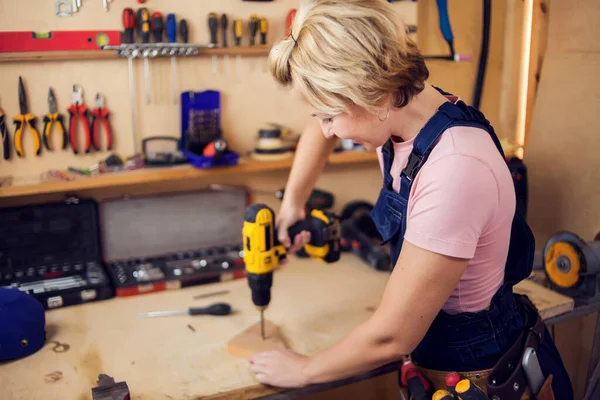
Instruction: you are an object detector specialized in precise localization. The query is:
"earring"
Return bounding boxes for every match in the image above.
[378,108,390,122]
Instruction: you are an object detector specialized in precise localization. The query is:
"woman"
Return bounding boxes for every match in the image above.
[249,0,573,398]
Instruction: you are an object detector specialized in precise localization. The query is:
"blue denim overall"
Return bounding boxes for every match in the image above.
[370,94,573,399]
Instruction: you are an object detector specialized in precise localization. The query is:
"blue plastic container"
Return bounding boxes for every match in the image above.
[180,90,239,169]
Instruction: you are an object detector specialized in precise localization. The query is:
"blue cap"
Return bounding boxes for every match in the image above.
[0,288,46,361]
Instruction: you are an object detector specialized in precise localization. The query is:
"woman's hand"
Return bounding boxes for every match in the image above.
[250,350,311,388]
[276,204,311,255]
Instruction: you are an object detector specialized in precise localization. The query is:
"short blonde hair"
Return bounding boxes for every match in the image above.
[269,0,429,116]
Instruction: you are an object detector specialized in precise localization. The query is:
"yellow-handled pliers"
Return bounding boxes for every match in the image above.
[43,88,67,151]
[13,76,41,157]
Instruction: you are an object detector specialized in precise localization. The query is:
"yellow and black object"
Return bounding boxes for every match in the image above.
[248,14,259,46]
[13,76,41,158]
[455,379,488,400]
[43,88,67,151]
[0,107,11,160]
[432,390,454,400]
[242,203,341,336]
[259,16,268,45]
[543,230,600,300]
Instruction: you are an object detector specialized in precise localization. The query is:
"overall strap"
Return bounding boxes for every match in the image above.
[397,100,495,229]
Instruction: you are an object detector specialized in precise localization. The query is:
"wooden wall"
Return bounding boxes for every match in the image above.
[525,0,600,398]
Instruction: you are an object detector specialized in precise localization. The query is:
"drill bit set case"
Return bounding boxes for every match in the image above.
[100,186,248,296]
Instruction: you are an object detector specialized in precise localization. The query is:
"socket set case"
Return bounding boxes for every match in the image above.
[100,187,248,296]
[0,199,114,310]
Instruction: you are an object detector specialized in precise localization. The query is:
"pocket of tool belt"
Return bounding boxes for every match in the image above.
[486,295,555,400]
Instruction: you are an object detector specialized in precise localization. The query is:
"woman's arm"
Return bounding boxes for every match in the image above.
[276,119,337,250]
[281,118,337,210]
[249,240,468,387]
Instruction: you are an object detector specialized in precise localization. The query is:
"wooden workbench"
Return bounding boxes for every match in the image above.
[0,255,574,400]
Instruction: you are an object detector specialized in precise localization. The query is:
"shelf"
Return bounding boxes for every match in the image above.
[0,151,379,201]
[0,46,271,63]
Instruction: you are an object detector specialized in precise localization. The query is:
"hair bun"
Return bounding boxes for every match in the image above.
[269,38,296,86]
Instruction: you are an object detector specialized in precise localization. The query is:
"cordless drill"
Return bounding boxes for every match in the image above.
[242,203,341,338]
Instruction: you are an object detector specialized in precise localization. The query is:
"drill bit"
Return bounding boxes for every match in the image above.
[261,309,265,339]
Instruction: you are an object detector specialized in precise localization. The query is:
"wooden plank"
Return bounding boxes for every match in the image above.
[514,279,574,320]
[524,0,551,146]
[0,152,378,202]
[0,47,271,63]
[0,255,574,400]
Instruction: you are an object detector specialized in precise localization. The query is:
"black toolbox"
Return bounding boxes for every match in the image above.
[0,198,114,309]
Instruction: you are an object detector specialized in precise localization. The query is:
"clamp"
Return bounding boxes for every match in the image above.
[91,374,130,400]
[68,85,92,155]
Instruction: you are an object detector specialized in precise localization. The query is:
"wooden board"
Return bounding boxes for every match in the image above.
[227,320,289,360]
[0,152,378,202]
[514,279,574,320]
[0,255,573,400]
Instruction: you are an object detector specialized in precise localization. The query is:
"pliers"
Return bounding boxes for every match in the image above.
[0,107,11,160]
[92,93,113,151]
[13,76,41,158]
[43,88,67,151]
[68,84,92,155]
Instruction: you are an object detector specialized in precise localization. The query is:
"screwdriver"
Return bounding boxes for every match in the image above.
[122,8,138,152]
[167,13,178,104]
[122,8,136,44]
[137,7,152,104]
[208,12,219,73]
[151,12,164,43]
[137,303,232,318]
[221,14,229,73]
[233,18,243,78]
[259,16,268,45]
[248,14,259,46]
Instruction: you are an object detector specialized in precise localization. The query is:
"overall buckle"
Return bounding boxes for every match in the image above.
[401,153,424,182]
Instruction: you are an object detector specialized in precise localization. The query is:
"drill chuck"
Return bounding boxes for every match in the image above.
[247,272,273,308]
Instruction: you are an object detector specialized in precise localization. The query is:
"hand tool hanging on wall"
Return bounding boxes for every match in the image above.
[43,88,67,151]
[233,18,244,79]
[221,14,230,73]
[13,77,41,158]
[0,107,11,160]
[137,303,232,318]
[248,14,259,46]
[286,9,297,37]
[91,94,113,151]
[151,12,165,103]
[242,204,341,339]
[122,8,139,154]
[167,13,179,104]
[68,84,92,155]
[208,13,219,74]
[137,7,152,104]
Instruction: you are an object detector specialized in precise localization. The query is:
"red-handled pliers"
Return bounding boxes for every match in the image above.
[68,84,91,155]
[92,93,112,151]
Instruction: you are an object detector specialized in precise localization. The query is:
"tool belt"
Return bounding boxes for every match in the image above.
[408,295,555,399]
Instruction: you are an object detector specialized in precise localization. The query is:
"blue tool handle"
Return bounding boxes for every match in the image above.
[167,13,177,43]
[436,0,454,43]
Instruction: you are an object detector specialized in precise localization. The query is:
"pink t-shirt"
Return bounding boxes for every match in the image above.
[375,101,516,314]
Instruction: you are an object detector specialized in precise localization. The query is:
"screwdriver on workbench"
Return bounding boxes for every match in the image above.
[167,13,178,103]
[248,14,259,46]
[137,7,152,104]
[137,303,232,318]
[208,12,219,73]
